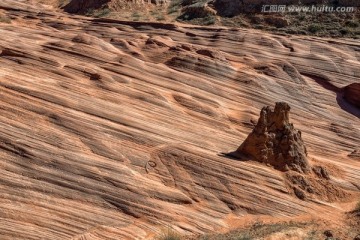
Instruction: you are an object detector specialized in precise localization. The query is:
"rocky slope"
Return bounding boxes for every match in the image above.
[0,0,359,239]
[58,0,360,38]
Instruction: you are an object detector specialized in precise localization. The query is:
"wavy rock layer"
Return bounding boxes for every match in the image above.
[0,1,359,239]
[344,83,360,108]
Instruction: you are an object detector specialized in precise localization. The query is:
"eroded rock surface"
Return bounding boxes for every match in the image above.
[237,102,310,173]
[0,0,359,239]
[344,83,360,108]
[348,149,360,160]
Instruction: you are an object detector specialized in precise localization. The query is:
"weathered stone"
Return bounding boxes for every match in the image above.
[312,166,330,179]
[294,187,306,200]
[324,230,334,238]
[237,102,310,173]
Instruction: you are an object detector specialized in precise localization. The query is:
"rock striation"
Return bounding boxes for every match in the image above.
[237,102,310,173]
[0,0,359,239]
[348,149,360,160]
[344,83,360,108]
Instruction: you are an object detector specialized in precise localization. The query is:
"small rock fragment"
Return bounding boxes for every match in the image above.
[312,166,330,179]
[294,187,306,200]
[324,230,333,238]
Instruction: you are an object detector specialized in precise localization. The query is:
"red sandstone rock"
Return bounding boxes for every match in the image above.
[237,102,310,173]
[0,1,359,239]
[344,83,360,108]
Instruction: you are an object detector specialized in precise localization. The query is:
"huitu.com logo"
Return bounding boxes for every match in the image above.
[261,5,356,13]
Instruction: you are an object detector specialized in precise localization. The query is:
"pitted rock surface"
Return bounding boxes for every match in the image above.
[237,102,310,173]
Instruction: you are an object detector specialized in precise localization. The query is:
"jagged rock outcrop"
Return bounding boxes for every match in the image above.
[180,2,217,20]
[237,102,310,173]
[64,0,111,13]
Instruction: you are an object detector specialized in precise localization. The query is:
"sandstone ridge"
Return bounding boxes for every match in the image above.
[0,0,359,239]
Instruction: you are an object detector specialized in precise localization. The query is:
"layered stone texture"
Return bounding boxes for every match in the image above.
[344,83,360,108]
[0,0,359,239]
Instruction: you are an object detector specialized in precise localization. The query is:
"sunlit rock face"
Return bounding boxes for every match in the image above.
[0,0,359,239]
